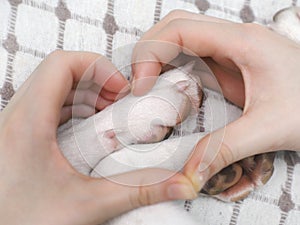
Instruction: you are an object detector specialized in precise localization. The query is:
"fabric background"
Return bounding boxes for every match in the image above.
[1,0,300,224]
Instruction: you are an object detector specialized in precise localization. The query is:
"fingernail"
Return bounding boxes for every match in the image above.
[131,75,157,96]
[131,79,149,96]
[187,162,209,192]
[198,162,209,172]
[189,172,204,192]
[119,84,131,93]
[167,183,197,200]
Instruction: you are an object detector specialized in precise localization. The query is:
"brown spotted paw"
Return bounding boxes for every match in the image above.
[200,152,276,202]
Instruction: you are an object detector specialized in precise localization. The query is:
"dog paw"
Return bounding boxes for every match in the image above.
[58,63,202,174]
[93,62,202,152]
[200,152,276,202]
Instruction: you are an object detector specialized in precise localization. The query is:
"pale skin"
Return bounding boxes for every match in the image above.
[131,10,300,191]
[0,51,197,225]
[1,10,300,224]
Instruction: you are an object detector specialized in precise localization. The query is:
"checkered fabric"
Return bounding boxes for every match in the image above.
[1,0,300,224]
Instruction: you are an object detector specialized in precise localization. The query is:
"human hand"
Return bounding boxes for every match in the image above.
[131,10,300,192]
[0,50,197,225]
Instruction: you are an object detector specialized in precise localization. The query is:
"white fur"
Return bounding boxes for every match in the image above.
[269,7,300,43]
[56,8,300,225]
[104,202,198,225]
[91,133,206,177]
[57,63,201,175]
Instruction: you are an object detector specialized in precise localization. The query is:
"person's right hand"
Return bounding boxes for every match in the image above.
[130,10,300,192]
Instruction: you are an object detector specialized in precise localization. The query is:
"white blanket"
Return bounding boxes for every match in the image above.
[1,0,300,224]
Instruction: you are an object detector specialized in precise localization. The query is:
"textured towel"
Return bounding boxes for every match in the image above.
[1,0,300,224]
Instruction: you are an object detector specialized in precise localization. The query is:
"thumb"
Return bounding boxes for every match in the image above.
[183,111,281,192]
[77,169,197,225]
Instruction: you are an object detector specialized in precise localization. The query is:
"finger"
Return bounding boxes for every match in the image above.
[77,169,197,224]
[59,104,106,125]
[183,108,283,192]
[11,50,129,131]
[154,53,245,107]
[95,97,114,111]
[132,19,247,96]
[74,53,130,94]
[131,11,232,97]
[64,88,126,110]
[60,96,115,124]
[88,83,129,102]
[64,89,99,107]
[141,10,232,41]
[99,88,130,102]
[60,106,72,125]
[202,58,245,107]
[72,80,94,90]
[60,104,96,124]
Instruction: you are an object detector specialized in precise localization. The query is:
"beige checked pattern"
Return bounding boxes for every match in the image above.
[1,0,300,224]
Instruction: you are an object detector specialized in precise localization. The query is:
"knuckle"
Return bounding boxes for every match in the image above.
[216,142,236,170]
[164,9,196,25]
[46,50,69,64]
[239,23,266,39]
[48,49,66,59]
[229,23,268,64]
[137,185,152,206]
[130,185,152,207]
[165,9,187,21]
[83,90,90,103]
[167,17,185,27]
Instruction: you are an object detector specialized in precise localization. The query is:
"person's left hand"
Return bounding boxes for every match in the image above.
[0,50,197,225]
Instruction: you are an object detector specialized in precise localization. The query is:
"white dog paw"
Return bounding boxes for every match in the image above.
[92,62,202,151]
[58,62,202,175]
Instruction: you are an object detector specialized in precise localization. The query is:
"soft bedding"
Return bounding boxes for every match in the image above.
[1,0,300,224]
